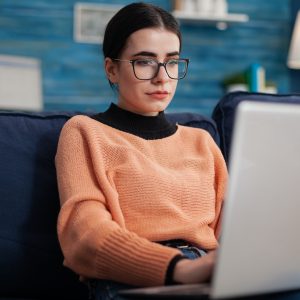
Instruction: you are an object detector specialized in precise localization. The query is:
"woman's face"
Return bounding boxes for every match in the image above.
[105,28,180,116]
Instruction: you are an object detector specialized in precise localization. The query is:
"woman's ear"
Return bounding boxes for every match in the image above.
[104,57,118,83]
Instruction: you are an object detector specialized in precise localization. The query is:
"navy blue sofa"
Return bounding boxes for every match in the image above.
[212,91,300,163]
[0,109,219,300]
[1,91,300,299]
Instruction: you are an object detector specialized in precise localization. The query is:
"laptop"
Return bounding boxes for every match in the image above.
[119,101,300,299]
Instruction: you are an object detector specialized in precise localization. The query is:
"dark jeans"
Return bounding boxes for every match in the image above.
[87,246,204,300]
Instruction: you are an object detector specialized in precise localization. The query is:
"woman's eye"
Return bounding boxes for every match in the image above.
[167,59,179,65]
[136,59,155,66]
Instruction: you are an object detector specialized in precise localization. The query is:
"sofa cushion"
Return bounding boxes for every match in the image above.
[212,91,300,163]
[0,111,87,299]
[0,109,217,299]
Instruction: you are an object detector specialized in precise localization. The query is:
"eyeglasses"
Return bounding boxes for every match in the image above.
[112,58,189,80]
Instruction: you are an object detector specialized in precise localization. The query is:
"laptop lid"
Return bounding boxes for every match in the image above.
[211,100,300,298]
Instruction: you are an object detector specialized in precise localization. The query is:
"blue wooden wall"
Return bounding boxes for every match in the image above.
[0,0,293,115]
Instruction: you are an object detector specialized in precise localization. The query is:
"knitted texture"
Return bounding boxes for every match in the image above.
[55,115,228,286]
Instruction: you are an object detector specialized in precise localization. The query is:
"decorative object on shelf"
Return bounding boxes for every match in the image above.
[74,3,122,44]
[214,0,228,17]
[287,11,300,69]
[223,63,277,94]
[172,0,248,30]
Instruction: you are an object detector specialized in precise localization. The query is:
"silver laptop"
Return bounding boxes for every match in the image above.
[119,101,300,299]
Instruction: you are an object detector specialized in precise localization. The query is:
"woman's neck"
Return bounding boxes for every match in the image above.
[91,103,177,140]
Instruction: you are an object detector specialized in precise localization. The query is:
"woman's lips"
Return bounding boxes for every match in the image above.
[146,91,169,100]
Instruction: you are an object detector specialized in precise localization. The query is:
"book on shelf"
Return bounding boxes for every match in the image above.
[247,63,266,92]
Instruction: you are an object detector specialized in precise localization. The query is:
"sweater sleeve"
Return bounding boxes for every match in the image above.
[55,117,181,287]
[207,134,228,240]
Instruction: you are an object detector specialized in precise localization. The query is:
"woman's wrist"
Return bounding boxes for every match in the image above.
[173,251,216,284]
[172,258,194,284]
[165,255,187,285]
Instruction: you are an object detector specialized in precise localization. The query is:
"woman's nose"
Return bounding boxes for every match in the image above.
[152,64,170,83]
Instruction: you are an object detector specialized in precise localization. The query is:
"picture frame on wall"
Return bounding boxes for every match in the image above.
[0,55,43,111]
[74,3,122,44]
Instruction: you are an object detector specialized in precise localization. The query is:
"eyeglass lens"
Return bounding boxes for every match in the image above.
[133,59,187,80]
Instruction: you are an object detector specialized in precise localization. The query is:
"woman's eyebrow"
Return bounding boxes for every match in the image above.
[132,51,156,57]
[132,51,180,57]
[166,51,180,57]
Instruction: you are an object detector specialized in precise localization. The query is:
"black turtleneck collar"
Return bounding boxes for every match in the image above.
[91,103,177,140]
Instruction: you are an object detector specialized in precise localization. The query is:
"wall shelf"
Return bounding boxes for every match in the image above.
[172,10,249,30]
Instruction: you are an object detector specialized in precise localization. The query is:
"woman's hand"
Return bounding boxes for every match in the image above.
[173,250,217,284]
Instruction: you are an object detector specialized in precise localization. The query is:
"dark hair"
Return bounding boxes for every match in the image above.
[103,2,182,59]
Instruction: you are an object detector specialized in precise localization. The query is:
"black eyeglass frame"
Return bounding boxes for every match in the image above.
[112,58,190,80]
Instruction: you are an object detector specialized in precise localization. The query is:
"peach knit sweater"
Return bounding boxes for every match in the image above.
[55,115,228,287]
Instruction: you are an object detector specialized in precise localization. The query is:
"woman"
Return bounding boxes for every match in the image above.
[55,2,228,299]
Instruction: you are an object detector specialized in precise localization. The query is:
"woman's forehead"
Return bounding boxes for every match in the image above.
[123,28,180,56]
